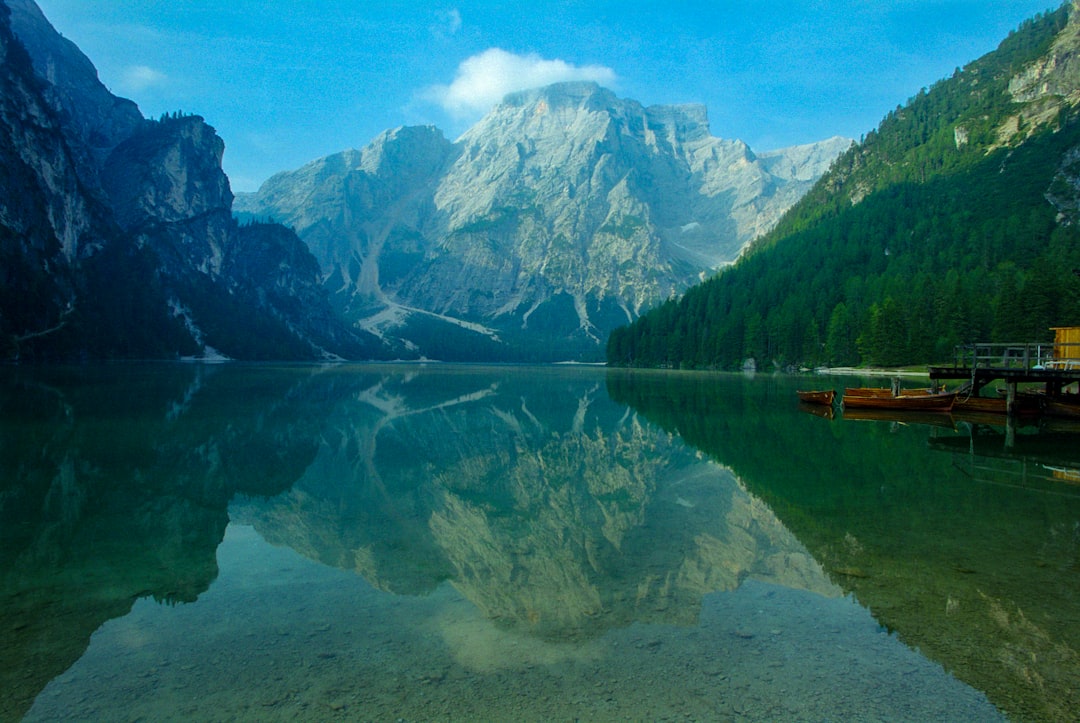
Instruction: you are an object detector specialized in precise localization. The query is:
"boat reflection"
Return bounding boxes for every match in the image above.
[798,400,835,419]
[841,406,957,428]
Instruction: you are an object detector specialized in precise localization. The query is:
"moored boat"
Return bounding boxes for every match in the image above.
[952,394,1040,416]
[797,389,836,406]
[843,387,892,398]
[845,386,943,398]
[842,390,957,411]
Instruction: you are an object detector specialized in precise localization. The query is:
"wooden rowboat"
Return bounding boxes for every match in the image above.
[843,387,890,397]
[951,395,1038,416]
[844,387,942,398]
[797,389,836,406]
[842,390,956,411]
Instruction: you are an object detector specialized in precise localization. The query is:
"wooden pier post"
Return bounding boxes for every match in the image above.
[1005,381,1019,446]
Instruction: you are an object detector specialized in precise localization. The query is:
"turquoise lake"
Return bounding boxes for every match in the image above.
[2,363,1078,721]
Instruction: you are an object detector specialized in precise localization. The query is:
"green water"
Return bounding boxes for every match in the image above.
[2,364,1077,721]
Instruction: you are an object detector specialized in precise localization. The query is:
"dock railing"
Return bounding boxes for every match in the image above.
[950,342,1080,372]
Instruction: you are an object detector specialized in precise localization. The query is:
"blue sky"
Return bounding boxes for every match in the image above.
[33,1,1063,192]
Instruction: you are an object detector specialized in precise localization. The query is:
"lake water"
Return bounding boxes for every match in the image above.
[2,364,1078,721]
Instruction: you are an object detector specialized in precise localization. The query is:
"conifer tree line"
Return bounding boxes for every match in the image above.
[607,5,1080,369]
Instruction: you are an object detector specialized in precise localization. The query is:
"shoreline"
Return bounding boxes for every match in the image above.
[816,366,929,378]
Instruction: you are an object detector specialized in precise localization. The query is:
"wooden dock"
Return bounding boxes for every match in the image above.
[929,340,1080,416]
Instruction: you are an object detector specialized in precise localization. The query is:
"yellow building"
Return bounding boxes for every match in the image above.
[1051,326,1080,368]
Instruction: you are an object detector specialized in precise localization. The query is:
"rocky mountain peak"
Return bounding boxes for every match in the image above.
[359,124,456,183]
[759,136,854,182]
[501,80,617,110]
[237,82,849,361]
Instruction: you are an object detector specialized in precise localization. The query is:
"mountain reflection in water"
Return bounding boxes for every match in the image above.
[3,365,1072,720]
[228,367,837,641]
[608,369,1080,723]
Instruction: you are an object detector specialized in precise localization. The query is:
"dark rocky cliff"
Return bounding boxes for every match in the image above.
[0,0,102,357]
[0,0,376,360]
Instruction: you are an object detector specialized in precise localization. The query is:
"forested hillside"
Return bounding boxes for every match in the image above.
[607,4,1080,369]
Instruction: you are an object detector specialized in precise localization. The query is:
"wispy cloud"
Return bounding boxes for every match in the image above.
[120,65,168,93]
[431,8,462,38]
[423,48,617,118]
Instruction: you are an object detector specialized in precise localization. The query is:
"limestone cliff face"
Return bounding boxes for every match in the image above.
[1007,1,1080,108]
[242,125,457,321]
[236,82,850,361]
[102,116,234,275]
[1,0,373,360]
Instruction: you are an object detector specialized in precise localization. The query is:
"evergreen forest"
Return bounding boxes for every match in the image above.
[607,5,1080,369]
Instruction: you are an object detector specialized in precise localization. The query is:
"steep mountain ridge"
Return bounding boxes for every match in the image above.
[237,82,849,361]
[609,2,1080,369]
[1,0,375,360]
[0,0,108,355]
[4,0,143,186]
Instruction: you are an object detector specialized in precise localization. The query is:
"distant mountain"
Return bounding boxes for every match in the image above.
[0,0,378,361]
[236,82,849,361]
[609,2,1080,370]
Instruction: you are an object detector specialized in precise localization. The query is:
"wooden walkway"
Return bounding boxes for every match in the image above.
[929,342,1080,413]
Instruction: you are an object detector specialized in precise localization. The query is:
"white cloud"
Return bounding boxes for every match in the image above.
[424,48,617,118]
[120,65,168,93]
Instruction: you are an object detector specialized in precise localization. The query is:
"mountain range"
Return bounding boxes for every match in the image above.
[9,0,1070,365]
[0,0,849,362]
[235,84,848,361]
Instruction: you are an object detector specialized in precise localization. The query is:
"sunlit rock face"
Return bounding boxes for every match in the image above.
[102,115,235,275]
[236,82,850,361]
